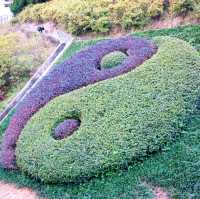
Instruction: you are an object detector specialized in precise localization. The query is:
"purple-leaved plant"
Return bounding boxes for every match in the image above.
[1,36,157,169]
[53,119,81,140]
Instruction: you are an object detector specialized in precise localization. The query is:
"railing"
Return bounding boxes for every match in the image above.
[0,14,12,24]
[0,34,74,123]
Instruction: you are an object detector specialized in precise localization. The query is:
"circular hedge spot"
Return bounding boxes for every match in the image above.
[53,119,81,140]
[101,51,127,69]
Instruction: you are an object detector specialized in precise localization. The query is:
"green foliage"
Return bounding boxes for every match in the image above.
[0,32,49,96]
[11,0,26,15]
[0,33,27,91]
[132,25,200,51]
[1,106,200,198]
[11,0,48,15]
[17,0,165,35]
[16,37,200,183]
[169,0,200,16]
[16,0,200,35]
[57,25,200,66]
[108,0,163,30]
[101,51,127,69]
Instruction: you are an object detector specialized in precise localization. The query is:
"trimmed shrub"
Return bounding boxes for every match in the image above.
[101,51,127,69]
[132,25,200,52]
[1,37,157,169]
[15,37,200,183]
[53,119,81,140]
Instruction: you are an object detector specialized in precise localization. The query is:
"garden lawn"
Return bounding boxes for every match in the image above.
[0,24,200,198]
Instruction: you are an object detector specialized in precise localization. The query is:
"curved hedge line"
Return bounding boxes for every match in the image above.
[16,37,200,183]
[53,119,81,140]
[1,37,156,169]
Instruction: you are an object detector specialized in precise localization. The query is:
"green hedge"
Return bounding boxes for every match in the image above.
[16,37,200,183]
[101,51,127,69]
[132,25,200,52]
[0,25,200,198]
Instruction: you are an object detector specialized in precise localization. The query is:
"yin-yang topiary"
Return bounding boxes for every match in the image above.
[15,37,200,183]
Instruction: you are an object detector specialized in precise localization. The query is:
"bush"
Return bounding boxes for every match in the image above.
[14,37,200,183]
[101,51,127,69]
[169,0,199,16]
[53,119,81,140]
[0,51,15,89]
[11,0,48,15]
[16,0,200,35]
[17,0,165,35]
[66,1,112,35]
[1,36,156,169]
[0,25,200,198]
[132,25,200,53]
[0,34,28,92]
[110,0,163,30]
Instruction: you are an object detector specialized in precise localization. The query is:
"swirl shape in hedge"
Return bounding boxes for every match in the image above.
[16,37,200,183]
[1,36,157,169]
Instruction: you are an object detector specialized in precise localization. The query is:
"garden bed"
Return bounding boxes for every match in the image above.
[0,25,200,198]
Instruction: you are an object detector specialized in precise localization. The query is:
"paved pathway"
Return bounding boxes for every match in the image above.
[0,26,74,123]
[0,182,170,199]
[154,187,170,199]
[0,182,44,199]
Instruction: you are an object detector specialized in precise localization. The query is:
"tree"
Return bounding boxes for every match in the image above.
[11,0,48,15]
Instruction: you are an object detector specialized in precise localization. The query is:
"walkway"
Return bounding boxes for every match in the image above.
[0,25,74,122]
[0,182,43,199]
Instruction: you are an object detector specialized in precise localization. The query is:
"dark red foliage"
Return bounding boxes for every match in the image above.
[1,36,157,169]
